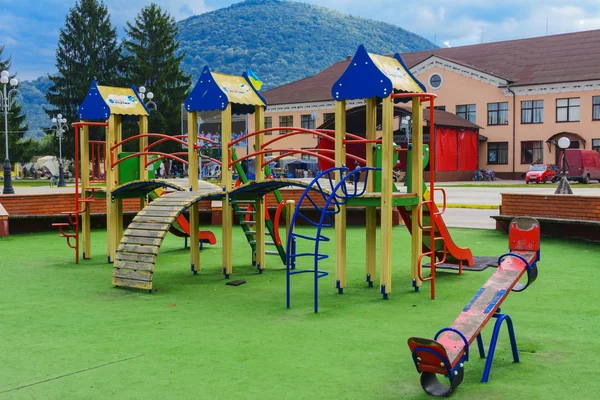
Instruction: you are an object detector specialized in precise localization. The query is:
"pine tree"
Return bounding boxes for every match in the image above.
[45,0,121,159]
[121,3,192,153]
[0,46,34,165]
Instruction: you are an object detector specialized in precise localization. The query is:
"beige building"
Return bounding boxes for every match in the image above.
[248,29,600,178]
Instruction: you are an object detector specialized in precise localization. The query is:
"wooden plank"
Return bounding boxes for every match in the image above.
[121,236,163,246]
[112,276,152,290]
[133,215,173,223]
[114,260,155,271]
[116,244,159,255]
[124,229,167,239]
[128,222,171,231]
[116,252,156,263]
[113,269,153,282]
[146,201,189,207]
[335,100,347,291]
[144,204,187,212]
[138,209,181,218]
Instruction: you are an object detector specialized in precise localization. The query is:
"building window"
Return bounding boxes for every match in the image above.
[279,115,293,134]
[433,106,446,111]
[429,74,443,89]
[301,148,317,161]
[593,97,600,121]
[487,142,508,165]
[487,102,509,125]
[521,141,544,164]
[301,114,316,129]
[556,98,580,122]
[593,139,600,154]
[456,104,476,123]
[323,113,335,123]
[521,100,544,124]
[264,116,272,134]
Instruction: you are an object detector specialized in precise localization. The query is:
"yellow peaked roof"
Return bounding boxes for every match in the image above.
[212,73,266,107]
[368,53,424,94]
[97,86,149,117]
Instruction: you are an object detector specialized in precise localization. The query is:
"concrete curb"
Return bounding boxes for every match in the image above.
[437,203,499,210]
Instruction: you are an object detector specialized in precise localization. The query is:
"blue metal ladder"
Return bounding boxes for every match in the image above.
[286,167,378,313]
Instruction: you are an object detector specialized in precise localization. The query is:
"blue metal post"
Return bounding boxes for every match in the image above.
[481,313,519,383]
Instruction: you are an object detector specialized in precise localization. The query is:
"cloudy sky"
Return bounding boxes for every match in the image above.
[2,0,600,80]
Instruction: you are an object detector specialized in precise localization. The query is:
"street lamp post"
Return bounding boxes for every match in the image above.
[51,114,68,187]
[0,70,21,195]
[138,86,156,111]
[555,137,573,195]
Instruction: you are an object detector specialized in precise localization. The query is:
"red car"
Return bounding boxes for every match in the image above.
[525,164,557,184]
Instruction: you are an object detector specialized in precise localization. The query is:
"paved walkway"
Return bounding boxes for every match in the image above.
[4,179,599,230]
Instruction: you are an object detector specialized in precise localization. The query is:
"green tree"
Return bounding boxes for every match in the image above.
[0,45,35,165]
[121,3,191,153]
[45,0,121,159]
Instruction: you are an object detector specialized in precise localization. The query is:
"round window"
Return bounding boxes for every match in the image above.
[429,74,443,89]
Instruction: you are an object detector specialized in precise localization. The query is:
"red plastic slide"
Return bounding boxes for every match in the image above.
[399,203,474,266]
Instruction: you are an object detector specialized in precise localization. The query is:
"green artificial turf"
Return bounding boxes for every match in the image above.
[1,226,599,399]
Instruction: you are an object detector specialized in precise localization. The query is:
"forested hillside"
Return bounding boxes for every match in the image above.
[177,0,435,89]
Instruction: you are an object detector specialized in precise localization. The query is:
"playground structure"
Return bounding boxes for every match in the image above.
[408,217,540,396]
[57,45,490,307]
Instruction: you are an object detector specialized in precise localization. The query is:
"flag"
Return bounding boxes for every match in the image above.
[247,68,263,91]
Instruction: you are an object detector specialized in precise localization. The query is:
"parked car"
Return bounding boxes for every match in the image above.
[559,149,600,184]
[525,164,557,184]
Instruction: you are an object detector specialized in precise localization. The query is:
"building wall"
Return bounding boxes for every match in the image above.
[413,65,600,178]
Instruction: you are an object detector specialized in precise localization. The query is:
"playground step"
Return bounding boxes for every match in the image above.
[235,210,256,215]
[244,231,271,236]
[266,250,280,255]
[248,240,276,246]
[240,220,256,225]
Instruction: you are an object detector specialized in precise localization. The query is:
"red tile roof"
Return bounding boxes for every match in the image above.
[263,29,600,105]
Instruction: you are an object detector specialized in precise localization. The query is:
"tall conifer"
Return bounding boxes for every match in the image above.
[122,3,191,152]
[45,0,121,158]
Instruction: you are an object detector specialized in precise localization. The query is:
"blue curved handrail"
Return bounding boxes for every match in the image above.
[286,166,380,313]
[434,327,469,362]
[497,253,530,271]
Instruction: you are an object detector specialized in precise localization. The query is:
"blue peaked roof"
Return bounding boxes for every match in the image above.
[185,66,267,115]
[77,81,151,121]
[78,80,111,121]
[331,45,426,102]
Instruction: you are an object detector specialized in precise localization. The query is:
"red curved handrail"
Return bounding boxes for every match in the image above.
[230,148,335,168]
[112,151,189,169]
[110,133,189,152]
[263,148,367,168]
[261,129,335,149]
[228,127,366,149]
[272,200,286,246]
[200,154,222,165]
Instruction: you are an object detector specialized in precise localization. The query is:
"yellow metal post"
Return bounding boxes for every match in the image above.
[80,124,91,259]
[365,97,377,286]
[139,115,149,209]
[114,116,124,248]
[285,200,295,243]
[188,111,200,273]
[334,100,347,293]
[254,105,266,272]
[411,99,424,288]
[380,96,394,298]
[221,104,233,277]
[106,115,116,262]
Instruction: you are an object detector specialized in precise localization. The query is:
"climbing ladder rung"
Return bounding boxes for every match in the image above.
[248,240,276,246]
[236,211,256,215]
[266,250,280,255]
[240,221,256,225]
[244,231,271,236]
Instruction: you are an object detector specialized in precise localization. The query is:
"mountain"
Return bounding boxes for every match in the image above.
[177,0,436,90]
[21,0,436,140]
[19,76,53,140]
